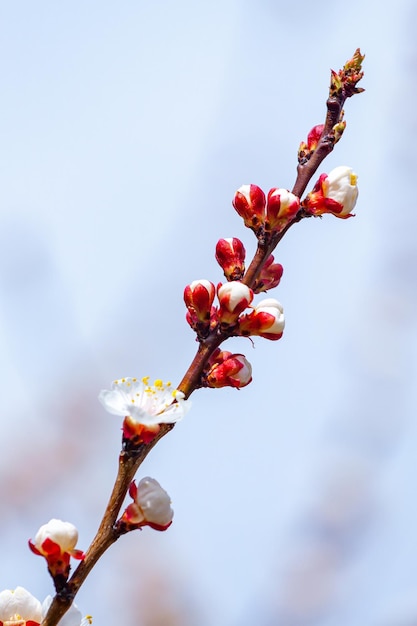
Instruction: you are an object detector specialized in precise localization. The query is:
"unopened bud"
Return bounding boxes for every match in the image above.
[303,166,358,219]
[120,477,173,532]
[205,349,252,389]
[29,519,84,582]
[333,119,346,144]
[266,188,300,233]
[298,124,324,164]
[215,238,246,281]
[233,184,266,234]
[217,282,253,326]
[253,255,283,293]
[184,280,215,321]
[239,298,285,340]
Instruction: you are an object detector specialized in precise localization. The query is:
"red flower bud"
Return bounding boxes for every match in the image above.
[253,255,283,293]
[205,349,252,389]
[298,125,324,164]
[184,280,216,322]
[215,238,246,281]
[265,188,300,233]
[233,184,266,233]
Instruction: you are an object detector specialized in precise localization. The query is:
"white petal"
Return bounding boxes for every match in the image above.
[0,587,42,621]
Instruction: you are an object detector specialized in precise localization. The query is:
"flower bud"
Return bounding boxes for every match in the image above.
[298,124,324,164]
[205,349,252,389]
[217,281,253,326]
[29,519,84,583]
[331,48,365,99]
[239,298,285,340]
[215,238,246,281]
[120,477,173,532]
[265,188,300,233]
[303,166,358,219]
[232,184,266,234]
[253,255,283,293]
[184,280,215,323]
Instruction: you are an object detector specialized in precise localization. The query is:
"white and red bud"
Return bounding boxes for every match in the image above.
[215,238,246,281]
[303,166,358,219]
[29,519,85,581]
[233,184,266,233]
[120,477,173,532]
[265,188,300,233]
[239,298,285,340]
[184,280,216,323]
[217,281,253,325]
[253,255,284,293]
[205,349,252,389]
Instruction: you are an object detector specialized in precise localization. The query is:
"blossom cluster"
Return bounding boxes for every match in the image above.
[182,163,358,390]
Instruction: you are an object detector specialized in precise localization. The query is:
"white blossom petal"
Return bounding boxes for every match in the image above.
[0,587,42,622]
[99,377,191,426]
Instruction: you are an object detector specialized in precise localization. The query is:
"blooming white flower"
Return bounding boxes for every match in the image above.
[98,377,190,425]
[0,588,91,625]
[0,586,42,624]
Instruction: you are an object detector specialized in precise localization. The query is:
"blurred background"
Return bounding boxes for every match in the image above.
[1,1,417,624]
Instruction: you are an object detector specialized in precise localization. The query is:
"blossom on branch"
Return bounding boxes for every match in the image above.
[215,238,246,281]
[99,377,191,445]
[0,587,92,626]
[265,188,300,233]
[217,282,253,326]
[253,255,283,293]
[204,349,252,389]
[303,166,358,219]
[232,184,266,234]
[184,280,215,323]
[184,280,216,338]
[118,477,174,532]
[239,298,285,340]
[0,586,42,625]
[298,123,326,164]
[28,519,84,583]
